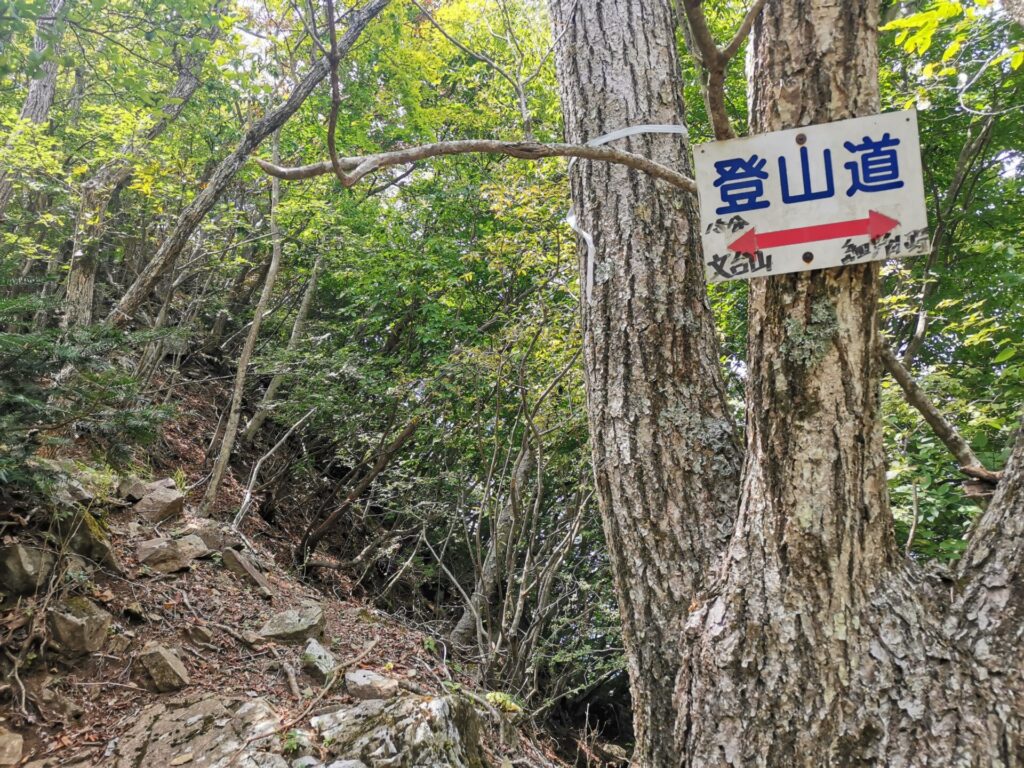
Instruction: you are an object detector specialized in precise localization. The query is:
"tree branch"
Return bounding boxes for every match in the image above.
[675,0,767,141]
[254,140,698,193]
[722,0,768,60]
[881,343,1001,484]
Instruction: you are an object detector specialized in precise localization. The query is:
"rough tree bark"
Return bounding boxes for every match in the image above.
[1004,0,1024,27]
[546,1,742,763]
[670,0,1024,765]
[105,0,390,327]
[0,0,69,220]
[62,24,219,327]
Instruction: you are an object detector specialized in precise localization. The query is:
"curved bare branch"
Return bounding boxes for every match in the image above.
[254,140,698,193]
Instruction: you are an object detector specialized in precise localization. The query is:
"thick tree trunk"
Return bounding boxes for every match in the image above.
[1004,0,1024,27]
[0,0,69,220]
[674,1,1024,765]
[547,1,741,763]
[105,0,389,327]
[63,24,218,327]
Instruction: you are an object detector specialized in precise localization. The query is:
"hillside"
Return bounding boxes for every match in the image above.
[0,398,584,767]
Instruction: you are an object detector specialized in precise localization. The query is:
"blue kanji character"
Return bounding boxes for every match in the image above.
[713,155,770,214]
[778,146,834,203]
[844,133,904,196]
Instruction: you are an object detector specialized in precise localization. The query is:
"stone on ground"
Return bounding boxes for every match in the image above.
[222,548,273,599]
[136,535,209,573]
[258,601,324,644]
[48,597,112,654]
[176,534,212,561]
[310,695,483,768]
[134,483,185,523]
[122,476,175,501]
[63,554,94,582]
[186,624,215,644]
[187,518,244,551]
[0,726,22,767]
[138,642,191,692]
[110,695,286,768]
[344,669,398,700]
[54,509,121,571]
[0,544,55,595]
[301,638,336,683]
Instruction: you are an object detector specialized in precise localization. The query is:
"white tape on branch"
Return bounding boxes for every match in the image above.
[565,124,690,303]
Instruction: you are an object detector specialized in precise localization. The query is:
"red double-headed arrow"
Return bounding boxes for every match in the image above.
[728,210,900,254]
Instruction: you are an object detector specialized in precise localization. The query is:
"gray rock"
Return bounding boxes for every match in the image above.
[291,758,322,768]
[121,476,174,502]
[186,624,215,644]
[48,597,112,654]
[223,548,273,599]
[188,518,244,551]
[54,510,121,571]
[63,554,94,582]
[134,484,185,523]
[0,725,22,767]
[136,535,209,573]
[344,669,398,700]
[26,675,84,723]
[324,762,367,768]
[0,544,55,595]
[258,601,324,644]
[118,475,148,501]
[282,729,315,758]
[309,695,483,768]
[138,642,190,692]
[301,638,336,683]
[176,534,212,561]
[111,695,284,768]
[136,538,189,573]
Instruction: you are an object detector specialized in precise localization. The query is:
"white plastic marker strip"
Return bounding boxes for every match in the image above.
[565,124,690,303]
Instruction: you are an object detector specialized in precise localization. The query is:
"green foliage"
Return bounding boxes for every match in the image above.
[0,0,1020,742]
[485,690,524,713]
[0,279,169,493]
[876,0,1024,557]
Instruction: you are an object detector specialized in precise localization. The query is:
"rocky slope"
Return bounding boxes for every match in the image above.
[0,462,564,767]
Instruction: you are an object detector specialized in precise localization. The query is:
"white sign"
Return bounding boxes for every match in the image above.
[693,110,930,283]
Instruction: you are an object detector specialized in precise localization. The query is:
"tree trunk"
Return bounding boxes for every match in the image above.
[450,442,533,648]
[242,252,323,441]
[546,1,741,763]
[200,133,285,515]
[63,24,218,327]
[0,0,69,220]
[1004,0,1024,27]
[105,0,389,327]
[673,0,1024,764]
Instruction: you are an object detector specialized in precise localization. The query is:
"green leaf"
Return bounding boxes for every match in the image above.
[941,37,963,62]
[993,347,1016,363]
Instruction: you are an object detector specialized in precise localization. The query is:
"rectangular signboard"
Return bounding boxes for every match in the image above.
[693,110,930,283]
